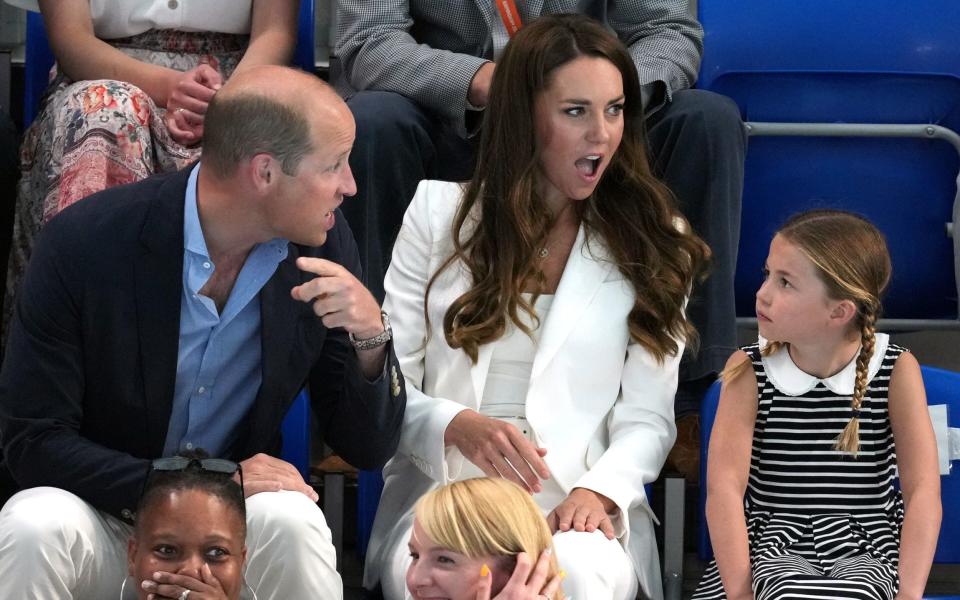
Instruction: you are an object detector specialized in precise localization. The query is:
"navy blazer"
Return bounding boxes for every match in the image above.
[0,167,405,519]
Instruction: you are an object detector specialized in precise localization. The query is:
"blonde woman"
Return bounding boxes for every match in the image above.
[407,478,564,600]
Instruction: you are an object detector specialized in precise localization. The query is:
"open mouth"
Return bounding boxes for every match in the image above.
[575,154,602,177]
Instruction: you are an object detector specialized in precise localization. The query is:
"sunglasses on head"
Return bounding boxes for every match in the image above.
[150,456,244,495]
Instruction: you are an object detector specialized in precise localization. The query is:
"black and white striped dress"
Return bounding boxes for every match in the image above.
[693,334,905,600]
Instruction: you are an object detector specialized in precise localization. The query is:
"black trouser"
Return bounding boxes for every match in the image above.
[344,89,746,413]
[0,110,19,352]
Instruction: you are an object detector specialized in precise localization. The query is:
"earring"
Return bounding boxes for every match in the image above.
[119,576,132,600]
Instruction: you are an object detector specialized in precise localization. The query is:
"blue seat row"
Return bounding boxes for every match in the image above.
[697,0,960,326]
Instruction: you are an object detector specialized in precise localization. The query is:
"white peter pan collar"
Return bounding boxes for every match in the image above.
[760,333,890,396]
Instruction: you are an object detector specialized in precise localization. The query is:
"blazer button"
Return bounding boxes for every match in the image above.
[390,366,401,397]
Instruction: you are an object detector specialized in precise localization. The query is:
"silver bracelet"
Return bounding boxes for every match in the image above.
[349,311,392,351]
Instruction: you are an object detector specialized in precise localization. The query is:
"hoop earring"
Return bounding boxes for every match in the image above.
[119,576,131,600]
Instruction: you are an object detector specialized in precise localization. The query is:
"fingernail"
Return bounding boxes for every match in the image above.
[480,564,490,577]
[141,580,154,590]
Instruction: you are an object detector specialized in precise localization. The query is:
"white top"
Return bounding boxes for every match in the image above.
[461,294,567,510]
[479,294,553,419]
[6,0,253,39]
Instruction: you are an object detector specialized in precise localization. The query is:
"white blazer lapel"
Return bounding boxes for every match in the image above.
[469,342,495,409]
[531,224,614,379]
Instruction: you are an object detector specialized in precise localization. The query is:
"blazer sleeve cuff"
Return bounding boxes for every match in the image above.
[405,399,471,483]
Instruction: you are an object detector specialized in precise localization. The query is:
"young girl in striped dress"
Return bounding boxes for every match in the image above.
[693,210,942,600]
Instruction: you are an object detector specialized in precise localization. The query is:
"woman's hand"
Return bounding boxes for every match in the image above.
[164,61,223,146]
[444,410,550,493]
[140,563,229,599]
[475,550,564,600]
[546,487,617,539]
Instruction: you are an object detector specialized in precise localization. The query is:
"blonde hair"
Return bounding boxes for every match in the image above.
[723,210,891,456]
[414,478,565,599]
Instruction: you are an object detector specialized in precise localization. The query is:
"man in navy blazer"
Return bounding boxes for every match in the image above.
[0,66,404,599]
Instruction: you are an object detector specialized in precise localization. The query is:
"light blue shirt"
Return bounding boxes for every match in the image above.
[163,164,289,457]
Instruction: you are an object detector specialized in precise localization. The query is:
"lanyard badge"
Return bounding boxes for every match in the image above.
[495,0,523,37]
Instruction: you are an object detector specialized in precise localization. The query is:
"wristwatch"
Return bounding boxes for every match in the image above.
[349,311,393,351]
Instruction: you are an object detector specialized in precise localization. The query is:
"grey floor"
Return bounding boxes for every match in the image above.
[338,327,960,599]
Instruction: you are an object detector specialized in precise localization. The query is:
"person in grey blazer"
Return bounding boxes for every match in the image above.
[334,0,746,425]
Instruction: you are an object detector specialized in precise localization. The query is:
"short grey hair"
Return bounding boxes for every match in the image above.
[202,93,314,178]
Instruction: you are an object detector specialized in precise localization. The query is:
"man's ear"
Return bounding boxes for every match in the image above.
[829,298,858,329]
[248,153,276,193]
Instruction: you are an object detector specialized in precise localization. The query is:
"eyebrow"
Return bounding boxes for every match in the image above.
[765,263,796,279]
[148,531,234,543]
[561,95,626,105]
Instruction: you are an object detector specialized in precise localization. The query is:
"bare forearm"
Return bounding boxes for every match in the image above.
[896,489,941,599]
[40,0,177,104]
[49,31,178,104]
[234,33,296,73]
[706,491,753,599]
[235,0,298,73]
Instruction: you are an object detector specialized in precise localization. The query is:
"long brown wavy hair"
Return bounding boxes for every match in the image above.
[722,210,892,456]
[425,13,709,364]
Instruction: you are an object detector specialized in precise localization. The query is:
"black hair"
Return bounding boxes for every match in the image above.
[135,448,246,535]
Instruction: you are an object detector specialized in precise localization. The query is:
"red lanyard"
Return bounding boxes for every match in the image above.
[494,0,523,37]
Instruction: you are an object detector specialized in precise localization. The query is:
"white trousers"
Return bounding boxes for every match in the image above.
[0,487,342,600]
[382,522,638,600]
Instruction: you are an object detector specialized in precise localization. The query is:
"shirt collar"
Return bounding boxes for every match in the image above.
[183,163,209,259]
[760,332,890,396]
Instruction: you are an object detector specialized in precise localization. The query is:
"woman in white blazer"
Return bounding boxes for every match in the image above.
[365,15,709,600]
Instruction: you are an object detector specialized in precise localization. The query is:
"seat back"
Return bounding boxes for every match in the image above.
[23,10,53,128]
[280,388,311,480]
[922,366,960,565]
[23,1,317,127]
[357,469,384,559]
[698,365,960,565]
[293,0,315,73]
[697,0,960,321]
[698,379,721,561]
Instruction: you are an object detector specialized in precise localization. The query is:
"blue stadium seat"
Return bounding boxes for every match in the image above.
[22,10,52,128]
[357,469,384,559]
[921,366,960,599]
[293,0,315,73]
[23,1,316,127]
[698,366,960,597]
[280,388,311,479]
[697,379,721,562]
[697,0,960,327]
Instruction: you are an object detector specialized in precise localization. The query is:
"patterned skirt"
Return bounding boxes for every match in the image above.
[693,508,901,600]
[3,30,247,339]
